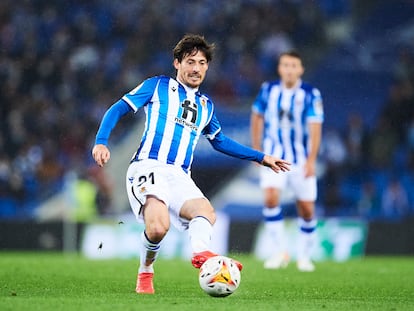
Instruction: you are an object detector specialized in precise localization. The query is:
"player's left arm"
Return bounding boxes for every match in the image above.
[305,121,322,177]
[305,87,324,177]
[204,110,289,172]
[208,131,290,173]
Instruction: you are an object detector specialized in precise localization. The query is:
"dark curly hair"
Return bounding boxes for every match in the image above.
[173,34,215,63]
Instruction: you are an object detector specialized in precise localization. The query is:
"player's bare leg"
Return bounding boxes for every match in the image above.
[136,196,170,294]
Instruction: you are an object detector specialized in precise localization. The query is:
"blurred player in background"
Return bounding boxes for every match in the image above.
[92,34,290,294]
[250,51,323,272]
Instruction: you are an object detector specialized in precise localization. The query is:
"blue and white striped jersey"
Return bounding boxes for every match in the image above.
[122,75,221,173]
[252,80,324,165]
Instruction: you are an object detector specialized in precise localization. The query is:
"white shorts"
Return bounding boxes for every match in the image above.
[126,159,206,231]
[260,164,317,201]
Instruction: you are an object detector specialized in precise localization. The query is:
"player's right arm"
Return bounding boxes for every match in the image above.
[92,77,158,167]
[92,100,133,167]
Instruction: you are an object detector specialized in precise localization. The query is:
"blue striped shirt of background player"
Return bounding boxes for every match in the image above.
[95,76,265,174]
[252,79,324,165]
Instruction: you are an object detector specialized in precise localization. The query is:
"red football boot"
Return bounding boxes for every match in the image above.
[191,250,243,271]
[136,272,155,294]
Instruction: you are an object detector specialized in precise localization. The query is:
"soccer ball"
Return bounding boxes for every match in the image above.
[198,256,241,297]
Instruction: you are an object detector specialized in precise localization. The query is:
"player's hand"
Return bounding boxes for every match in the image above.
[261,155,291,173]
[92,144,110,167]
[304,159,316,178]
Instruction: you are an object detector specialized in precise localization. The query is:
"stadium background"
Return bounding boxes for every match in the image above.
[0,0,413,257]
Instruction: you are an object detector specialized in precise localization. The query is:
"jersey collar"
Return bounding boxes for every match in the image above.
[176,77,199,94]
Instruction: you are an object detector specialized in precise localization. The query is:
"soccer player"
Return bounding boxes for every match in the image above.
[250,51,323,272]
[92,34,290,294]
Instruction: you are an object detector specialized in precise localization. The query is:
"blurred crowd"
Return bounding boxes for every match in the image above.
[320,45,414,220]
[2,0,412,222]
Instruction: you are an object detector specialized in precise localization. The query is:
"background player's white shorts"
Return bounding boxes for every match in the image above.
[260,164,317,201]
[126,159,206,231]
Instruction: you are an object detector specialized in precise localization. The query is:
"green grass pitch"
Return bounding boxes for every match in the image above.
[1,252,413,311]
